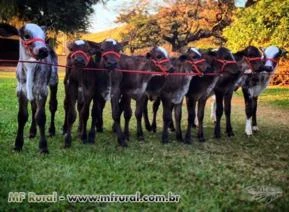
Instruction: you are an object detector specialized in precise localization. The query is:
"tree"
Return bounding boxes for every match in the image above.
[117,2,163,54]
[223,0,289,51]
[0,0,103,34]
[118,0,235,52]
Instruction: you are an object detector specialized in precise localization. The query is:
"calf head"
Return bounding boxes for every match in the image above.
[0,23,48,60]
[100,39,123,70]
[207,47,240,74]
[263,46,287,72]
[19,24,48,60]
[186,47,213,75]
[146,46,175,73]
[234,46,264,74]
[67,40,100,68]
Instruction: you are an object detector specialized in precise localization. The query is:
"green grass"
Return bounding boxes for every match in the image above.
[0,76,289,211]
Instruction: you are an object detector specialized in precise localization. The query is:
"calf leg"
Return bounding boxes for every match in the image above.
[151,97,161,132]
[96,97,105,132]
[174,101,183,142]
[143,96,151,132]
[242,88,253,136]
[36,97,48,153]
[161,98,173,144]
[29,100,37,138]
[111,92,127,147]
[64,83,78,148]
[214,92,224,139]
[185,96,196,144]
[14,93,28,151]
[252,96,259,132]
[48,83,58,137]
[88,97,97,144]
[224,92,234,137]
[122,95,132,141]
[80,92,92,144]
[62,84,69,135]
[197,97,207,142]
[135,96,146,141]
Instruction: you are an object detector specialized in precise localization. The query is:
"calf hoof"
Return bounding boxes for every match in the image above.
[88,132,95,144]
[162,139,169,144]
[198,136,206,142]
[214,133,221,139]
[137,135,144,141]
[13,146,22,152]
[64,134,72,148]
[40,148,49,154]
[112,123,117,133]
[48,127,56,137]
[29,132,36,139]
[145,124,152,132]
[151,123,157,133]
[29,128,37,139]
[227,131,235,137]
[124,133,130,141]
[97,127,103,133]
[176,134,183,142]
[184,134,192,144]
[252,126,259,132]
[62,127,67,135]
[169,127,176,132]
[118,139,128,147]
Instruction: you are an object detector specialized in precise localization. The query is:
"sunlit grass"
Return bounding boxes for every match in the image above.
[0,76,288,210]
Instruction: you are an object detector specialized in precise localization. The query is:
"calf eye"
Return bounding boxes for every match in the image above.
[24,34,30,40]
[157,55,162,59]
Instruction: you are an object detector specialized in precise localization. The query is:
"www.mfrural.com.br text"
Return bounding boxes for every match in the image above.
[8,191,180,203]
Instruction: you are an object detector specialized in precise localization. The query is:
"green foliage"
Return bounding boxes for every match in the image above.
[118,0,234,52]
[0,0,102,33]
[223,0,289,51]
[0,75,289,210]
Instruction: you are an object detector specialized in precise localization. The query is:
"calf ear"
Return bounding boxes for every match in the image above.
[0,23,19,37]
[67,42,76,52]
[120,40,129,47]
[40,26,47,33]
[178,54,188,61]
[234,51,244,61]
[87,41,101,55]
[146,52,151,59]
[280,48,288,57]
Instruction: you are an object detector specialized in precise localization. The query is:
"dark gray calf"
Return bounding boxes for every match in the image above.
[0,23,58,153]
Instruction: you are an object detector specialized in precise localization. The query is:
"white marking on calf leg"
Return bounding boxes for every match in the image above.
[26,68,35,101]
[245,117,253,136]
[252,126,259,131]
[194,106,199,127]
[210,95,216,122]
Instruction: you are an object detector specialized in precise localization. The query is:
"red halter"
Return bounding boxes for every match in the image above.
[186,58,206,76]
[70,50,91,63]
[215,59,237,73]
[244,56,263,72]
[151,58,171,73]
[21,38,46,58]
[102,51,121,59]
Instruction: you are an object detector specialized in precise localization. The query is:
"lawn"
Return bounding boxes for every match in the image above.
[0,72,288,211]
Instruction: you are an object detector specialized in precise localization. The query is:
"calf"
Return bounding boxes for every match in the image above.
[208,47,243,138]
[184,48,219,143]
[0,23,58,153]
[63,39,100,147]
[240,46,286,135]
[78,39,127,146]
[119,47,175,141]
[158,55,195,143]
